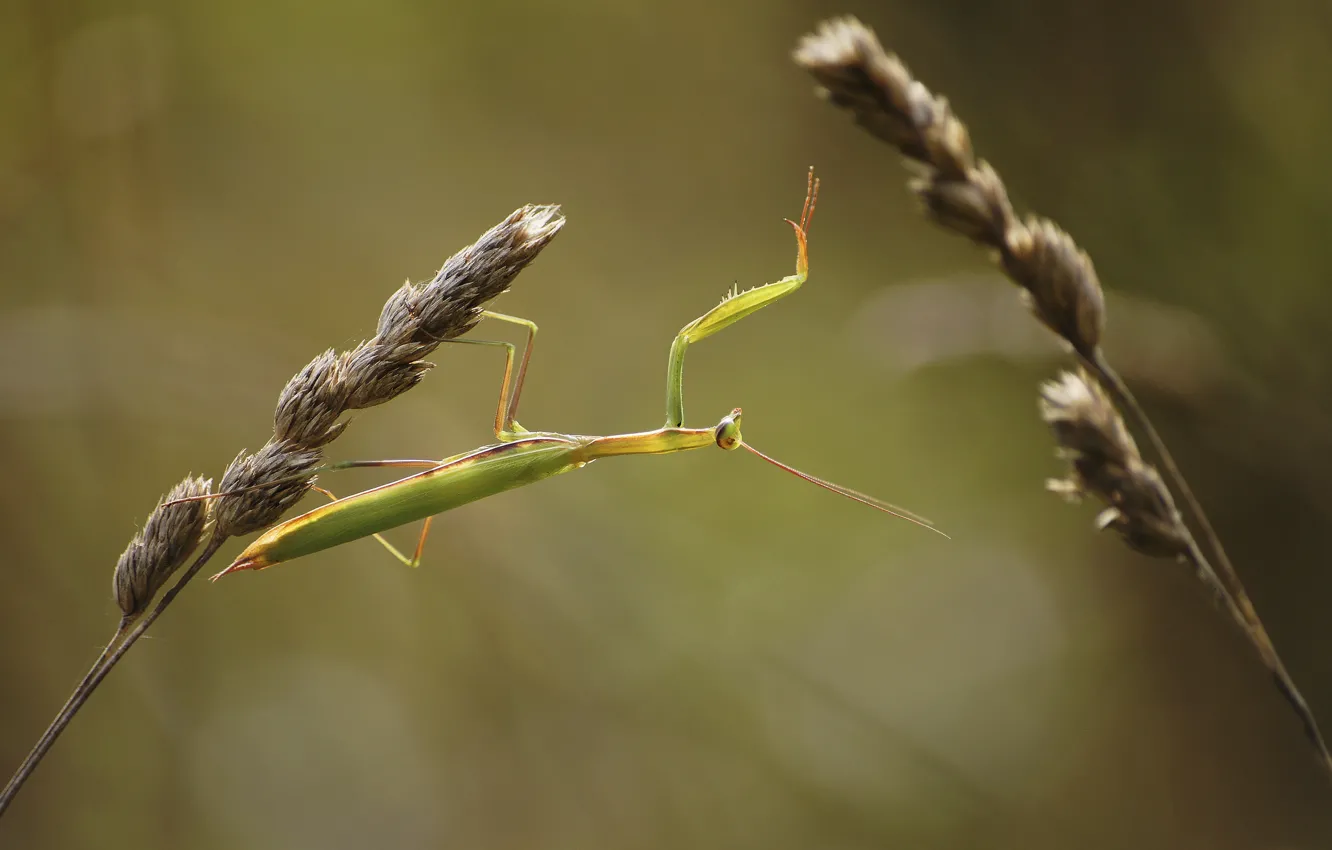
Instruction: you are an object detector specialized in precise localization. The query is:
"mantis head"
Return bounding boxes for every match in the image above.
[714,408,744,450]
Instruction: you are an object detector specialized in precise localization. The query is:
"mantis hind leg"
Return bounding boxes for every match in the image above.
[311,486,434,568]
[449,311,538,440]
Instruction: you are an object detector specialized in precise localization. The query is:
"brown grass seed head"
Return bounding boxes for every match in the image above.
[1040,371,1189,560]
[113,475,212,619]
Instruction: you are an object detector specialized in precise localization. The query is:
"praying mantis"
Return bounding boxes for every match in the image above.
[199,170,944,581]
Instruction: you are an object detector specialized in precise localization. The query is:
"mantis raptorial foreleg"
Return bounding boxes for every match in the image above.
[664,169,818,427]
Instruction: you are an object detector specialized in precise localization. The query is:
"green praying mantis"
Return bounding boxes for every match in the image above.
[193,170,945,581]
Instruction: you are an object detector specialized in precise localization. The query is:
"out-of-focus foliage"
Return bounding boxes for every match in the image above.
[2,0,1331,847]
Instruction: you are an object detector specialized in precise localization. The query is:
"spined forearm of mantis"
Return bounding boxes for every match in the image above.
[180,169,945,581]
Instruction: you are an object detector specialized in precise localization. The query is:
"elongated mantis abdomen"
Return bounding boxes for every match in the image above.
[239,438,584,569]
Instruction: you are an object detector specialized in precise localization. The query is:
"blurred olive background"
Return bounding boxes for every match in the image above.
[3,0,1332,847]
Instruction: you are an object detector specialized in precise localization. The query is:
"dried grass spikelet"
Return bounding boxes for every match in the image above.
[793,16,1104,358]
[1004,219,1105,359]
[113,475,212,619]
[1040,370,1189,559]
[211,203,565,539]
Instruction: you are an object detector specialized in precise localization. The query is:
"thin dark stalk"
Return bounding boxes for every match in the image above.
[0,535,224,816]
[0,620,131,817]
[1087,352,1332,773]
[1087,352,1248,627]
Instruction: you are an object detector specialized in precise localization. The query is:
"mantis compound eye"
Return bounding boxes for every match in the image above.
[714,408,743,450]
